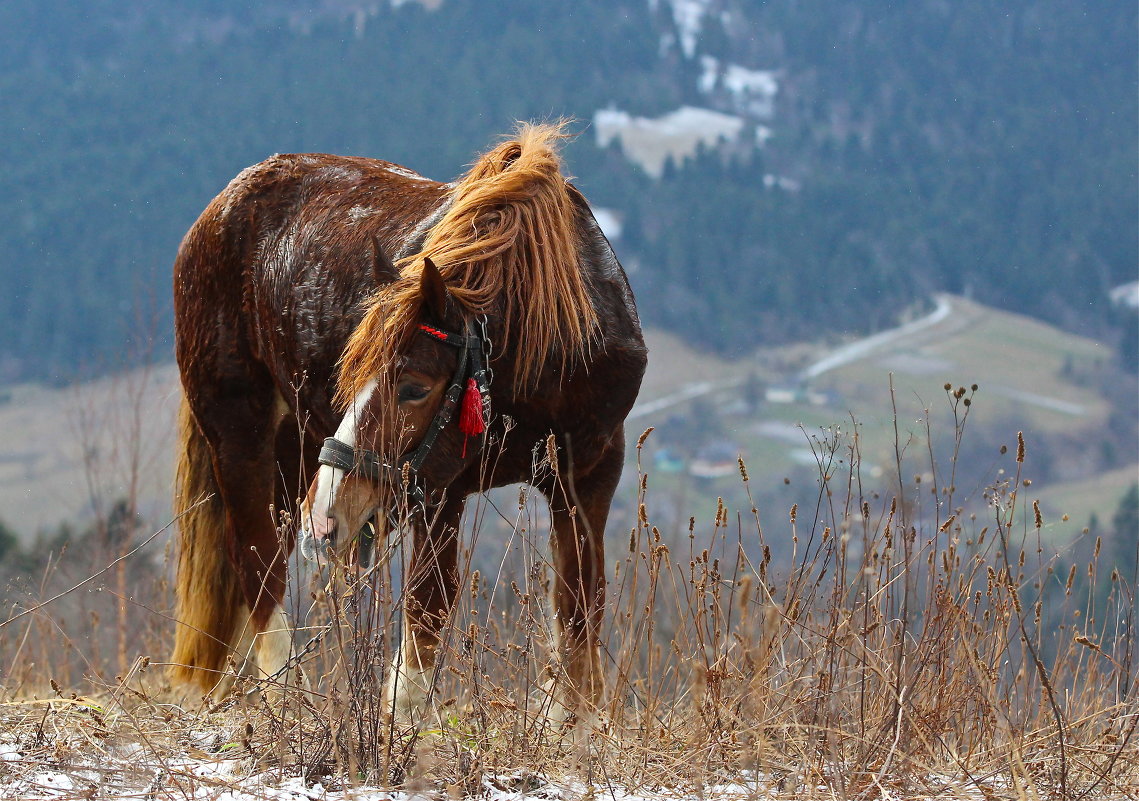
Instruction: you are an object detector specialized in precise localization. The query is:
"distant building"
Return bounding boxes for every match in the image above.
[764,383,835,407]
[689,441,740,479]
[653,448,686,474]
[765,384,799,404]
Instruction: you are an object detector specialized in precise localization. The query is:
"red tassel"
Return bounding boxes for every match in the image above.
[459,378,485,458]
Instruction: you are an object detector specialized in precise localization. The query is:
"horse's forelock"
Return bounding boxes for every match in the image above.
[334,283,422,410]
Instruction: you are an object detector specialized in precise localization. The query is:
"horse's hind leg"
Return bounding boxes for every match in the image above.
[390,495,465,720]
[191,378,295,695]
[540,429,624,722]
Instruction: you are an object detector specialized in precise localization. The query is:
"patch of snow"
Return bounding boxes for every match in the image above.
[0,753,1046,801]
[348,204,380,222]
[699,56,779,119]
[722,64,778,99]
[384,163,432,182]
[763,173,798,191]
[31,772,76,791]
[591,207,623,241]
[0,757,774,801]
[668,0,712,58]
[593,105,746,178]
[629,380,713,420]
[790,447,820,466]
[1110,280,1138,309]
[594,107,633,135]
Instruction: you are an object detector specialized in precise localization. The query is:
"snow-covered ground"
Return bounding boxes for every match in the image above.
[0,730,775,801]
[590,207,623,242]
[660,0,712,58]
[0,725,1038,801]
[698,56,779,119]
[1110,280,1138,309]
[593,106,748,178]
[0,731,1014,801]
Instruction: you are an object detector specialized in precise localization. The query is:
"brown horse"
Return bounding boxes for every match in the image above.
[170,123,647,718]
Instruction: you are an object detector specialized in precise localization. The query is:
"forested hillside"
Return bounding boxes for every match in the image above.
[1,0,1134,382]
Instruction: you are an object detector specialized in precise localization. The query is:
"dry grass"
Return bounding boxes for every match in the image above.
[0,391,1136,799]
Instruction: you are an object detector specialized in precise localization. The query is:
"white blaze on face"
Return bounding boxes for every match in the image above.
[300,379,377,549]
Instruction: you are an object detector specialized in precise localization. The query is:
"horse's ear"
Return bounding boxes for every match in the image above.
[418,256,451,320]
[370,235,395,281]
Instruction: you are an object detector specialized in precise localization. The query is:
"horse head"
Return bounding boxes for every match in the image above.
[299,256,491,565]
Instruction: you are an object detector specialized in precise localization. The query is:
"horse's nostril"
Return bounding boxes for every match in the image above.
[300,513,338,562]
[305,511,338,543]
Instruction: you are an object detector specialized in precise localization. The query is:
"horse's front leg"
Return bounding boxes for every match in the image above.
[389,495,465,721]
[541,430,625,722]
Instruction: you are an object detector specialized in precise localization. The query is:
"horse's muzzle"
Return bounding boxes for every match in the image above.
[299,513,377,569]
[299,514,336,561]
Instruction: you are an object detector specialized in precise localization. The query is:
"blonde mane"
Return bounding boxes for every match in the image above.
[336,122,598,407]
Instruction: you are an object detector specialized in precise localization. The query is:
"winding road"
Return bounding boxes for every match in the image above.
[628,294,956,422]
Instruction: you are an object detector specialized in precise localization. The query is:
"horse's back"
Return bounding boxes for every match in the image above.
[174,154,449,425]
[174,152,444,306]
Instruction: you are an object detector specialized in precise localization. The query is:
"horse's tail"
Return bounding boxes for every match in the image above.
[169,398,241,692]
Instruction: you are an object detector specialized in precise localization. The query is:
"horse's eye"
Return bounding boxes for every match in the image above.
[398,383,431,403]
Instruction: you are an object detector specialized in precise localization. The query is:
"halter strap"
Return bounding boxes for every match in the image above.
[317,437,383,480]
[417,324,482,350]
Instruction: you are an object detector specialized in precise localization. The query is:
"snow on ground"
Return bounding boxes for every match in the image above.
[593,106,747,178]
[0,737,1018,801]
[0,739,772,801]
[1110,280,1138,309]
[2,724,777,800]
[698,56,779,119]
[761,172,796,190]
[631,379,712,420]
[662,0,712,58]
[590,207,623,241]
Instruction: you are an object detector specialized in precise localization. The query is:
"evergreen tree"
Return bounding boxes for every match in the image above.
[1112,483,1139,582]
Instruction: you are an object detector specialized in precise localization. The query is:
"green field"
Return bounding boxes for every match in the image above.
[633,295,1135,548]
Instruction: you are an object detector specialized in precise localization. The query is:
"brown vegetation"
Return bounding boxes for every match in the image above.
[0,399,1136,799]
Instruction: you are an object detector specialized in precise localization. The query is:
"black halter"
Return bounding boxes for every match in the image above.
[317,318,491,504]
